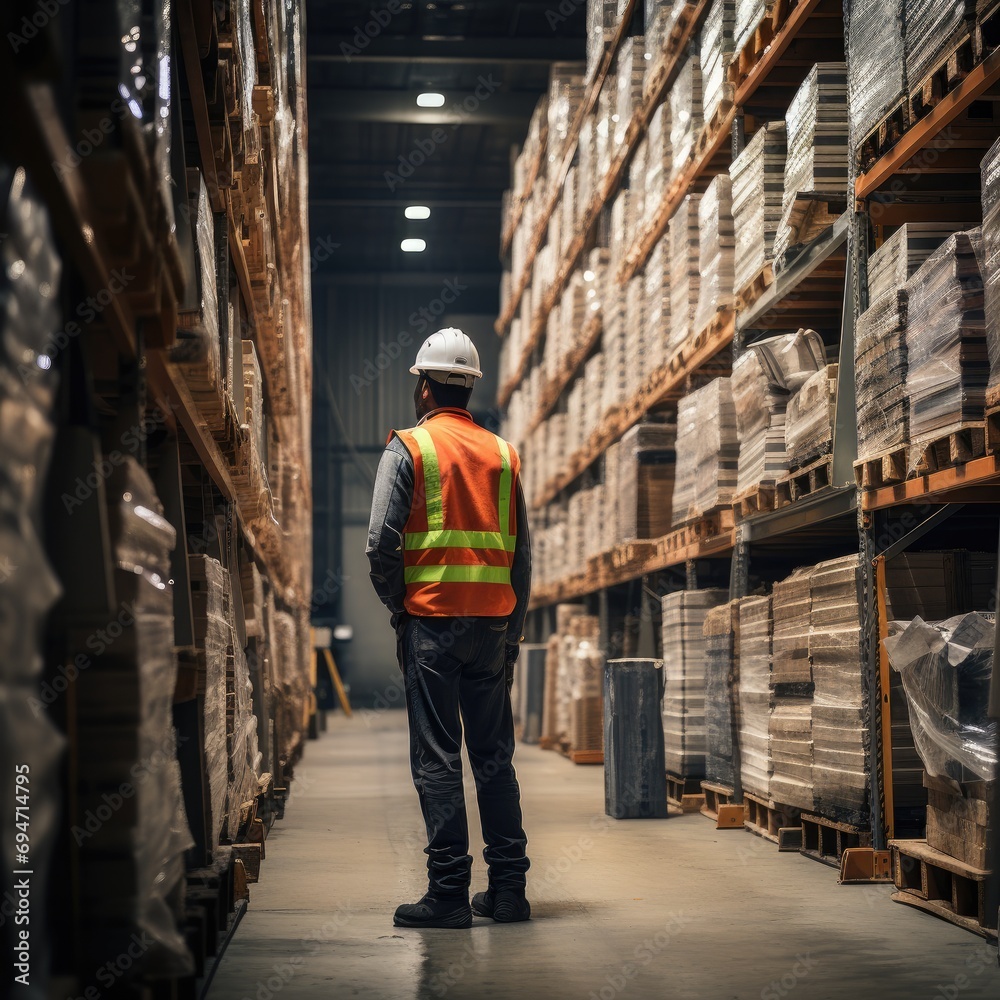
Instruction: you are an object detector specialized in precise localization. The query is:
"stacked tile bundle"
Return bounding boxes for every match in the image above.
[617,422,677,539]
[644,236,671,371]
[669,193,703,350]
[730,120,787,294]
[738,596,773,798]
[773,64,849,263]
[671,377,740,526]
[645,0,681,59]
[693,175,736,333]
[769,568,814,811]
[810,554,867,823]
[784,364,838,469]
[905,229,988,463]
[980,139,1000,393]
[731,329,825,494]
[703,602,742,788]
[700,0,736,125]
[845,0,905,146]
[624,275,647,399]
[661,589,729,778]
[734,0,775,56]
[645,103,673,230]
[670,52,705,177]
[615,35,647,147]
[602,289,629,418]
[904,0,976,95]
[587,1,620,82]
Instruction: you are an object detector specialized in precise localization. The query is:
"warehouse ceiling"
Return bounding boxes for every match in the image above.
[305,0,586,281]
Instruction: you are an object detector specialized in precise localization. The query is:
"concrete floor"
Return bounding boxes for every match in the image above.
[211,711,999,1000]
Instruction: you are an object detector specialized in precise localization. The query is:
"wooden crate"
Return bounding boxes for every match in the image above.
[800,812,871,868]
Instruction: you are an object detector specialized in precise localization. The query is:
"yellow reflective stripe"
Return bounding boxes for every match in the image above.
[411,427,444,530]
[495,435,513,539]
[404,565,512,584]
[405,529,517,552]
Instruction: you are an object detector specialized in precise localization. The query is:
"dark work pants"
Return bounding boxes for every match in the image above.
[401,615,530,898]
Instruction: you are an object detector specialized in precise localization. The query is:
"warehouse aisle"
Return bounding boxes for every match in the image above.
[211,712,999,1000]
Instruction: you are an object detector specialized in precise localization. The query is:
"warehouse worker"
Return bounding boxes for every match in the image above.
[366,328,532,929]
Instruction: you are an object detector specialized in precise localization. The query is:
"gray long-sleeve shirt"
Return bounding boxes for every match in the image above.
[366,431,531,638]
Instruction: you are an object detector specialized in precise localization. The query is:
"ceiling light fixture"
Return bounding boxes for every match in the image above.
[401,238,427,252]
[405,206,431,220]
[416,92,445,108]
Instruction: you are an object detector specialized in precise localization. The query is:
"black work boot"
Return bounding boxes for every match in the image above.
[471,887,531,922]
[393,893,472,929]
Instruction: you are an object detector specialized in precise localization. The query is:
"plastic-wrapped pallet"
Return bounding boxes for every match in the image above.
[629,139,648,246]
[0,165,65,995]
[549,62,587,157]
[571,639,606,757]
[731,120,787,295]
[868,222,955,304]
[644,237,671,371]
[661,589,729,778]
[587,1,619,82]
[981,139,1000,392]
[694,175,736,333]
[784,364,838,468]
[810,554,866,822]
[704,601,741,788]
[669,193,703,349]
[670,53,705,177]
[646,103,672,225]
[624,275,647,398]
[769,567,815,810]
[846,0,905,147]
[604,659,668,817]
[616,36,647,147]
[672,377,740,525]
[610,187,631,279]
[732,329,825,493]
[773,64,849,263]
[700,0,736,126]
[602,288,628,417]
[619,422,677,539]
[904,0,975,96]
[905,229,988,463]
[734,0,774,55]
[645,0,677,58]
[738,596,773,798]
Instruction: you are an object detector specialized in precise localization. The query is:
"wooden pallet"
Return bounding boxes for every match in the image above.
[912,425,987,475]
[732,483,777,521]
[800,812,871,868]
[853,446,908,489]
[890,839,997,940]
[700,781,741,824]
[569,749,605,765]
[734,262,775,314]
[667,772,706,813]
[775,454,834,508]
[742,792,802,847]
[658,506,735,557]
[729,16,775,87]
[856,98,909,174]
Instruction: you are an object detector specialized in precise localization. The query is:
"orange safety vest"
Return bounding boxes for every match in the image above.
[391,408,519,617]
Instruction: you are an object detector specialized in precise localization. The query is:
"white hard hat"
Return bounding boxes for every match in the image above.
[410,328,483,388]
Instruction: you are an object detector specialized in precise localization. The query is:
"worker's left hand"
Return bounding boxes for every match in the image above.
[391,612,408,673]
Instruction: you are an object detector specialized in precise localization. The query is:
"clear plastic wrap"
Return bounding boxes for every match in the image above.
[615,36,647,148]
[868,222,954,304]
[980,139,1000,388]
[905,229,988,462]
[644,237,671,371]
[809,554,867,821]
[856,289,909,458]
[732,329,825,492]
[845,0,905,146]
[669,193,702,348]
[645,103,673,225]
[731,120,787,294]
[734,0,775,55]
[670,54,705,177]
[587,1,620,82]
[904,0,974,94]
[700,0,736,125]
[738,596,773,798]
[662,589,729,777]
[693,174,736,333]
[774,64,848,263]
[704,601,741,787]
[784,364,837,468]
[672,377,740,525]
[884,613,997,782]
[624,275,647,398]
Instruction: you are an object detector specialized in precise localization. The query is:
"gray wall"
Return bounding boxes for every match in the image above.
[311,275,500,706]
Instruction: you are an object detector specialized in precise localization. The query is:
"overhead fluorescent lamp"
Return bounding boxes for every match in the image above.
[405,206,431,220]
[401,238,427,252]
[416,92,445,108]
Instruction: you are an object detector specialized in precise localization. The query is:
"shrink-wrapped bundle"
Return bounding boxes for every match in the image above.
[704,602,741,787]
[646,0,682,59]
[601,288,628,417]
[619,422,676,539]
[693,175,735,333]
[672,378,740,525]
[810,554,867,821]
[669,193,702,348]
[615,36,647,147]
[734,0,775,55]
[661,589,729,777]
[784,364,838,468]
[587,1,620,81]
[624,275,647,398]
[904,0,975,96]
[670,53,705,177]
[905,229,988,460]
[738,596,773,798]
[773,65,849,262]
[980,139,1000,390]
[644,237,671,370]
[645,103,672,225]
[731,120,787,294]
[700,0,736,126]
[845,0,905,145]
[867,222,954,304]
[549,62,587,156]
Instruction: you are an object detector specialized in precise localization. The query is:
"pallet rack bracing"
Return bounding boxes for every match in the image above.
[1,0,313,993]
[499,0,999,932]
